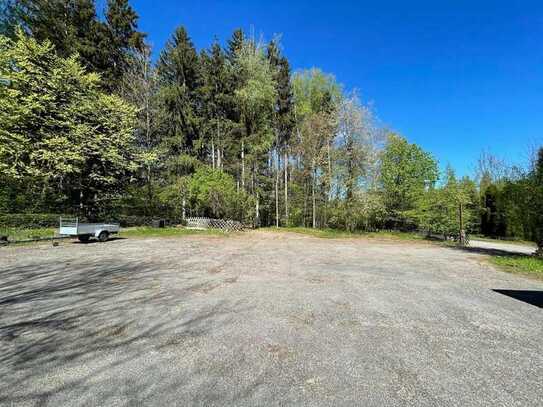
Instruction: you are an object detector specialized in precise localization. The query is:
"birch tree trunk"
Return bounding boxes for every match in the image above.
[312,164,316,228]
[303,182,308,228]
[241,140,245,190]
[216,120,221,170]
[284,148,288,224]
[275,149,280,227]
[327,140,332,201]
[211,138,215,169]
[255,193,260,227]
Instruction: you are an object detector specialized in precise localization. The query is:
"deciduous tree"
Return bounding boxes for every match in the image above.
[381,133,438,224]
[0,30,137,214]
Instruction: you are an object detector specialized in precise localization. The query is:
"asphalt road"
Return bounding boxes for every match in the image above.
[1,231,542,406]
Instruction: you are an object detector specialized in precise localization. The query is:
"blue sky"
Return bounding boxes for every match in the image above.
[110,0,542,177]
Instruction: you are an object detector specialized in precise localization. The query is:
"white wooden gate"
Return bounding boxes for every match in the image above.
[185,217,245,232]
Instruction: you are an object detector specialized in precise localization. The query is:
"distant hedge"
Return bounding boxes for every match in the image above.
[0,213,65,229]
[113,215,181,227]
[0,213,177,229]
[115,215,154,227]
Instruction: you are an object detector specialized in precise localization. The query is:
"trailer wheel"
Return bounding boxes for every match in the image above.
[98,231,109,242]
[78,235,90,243]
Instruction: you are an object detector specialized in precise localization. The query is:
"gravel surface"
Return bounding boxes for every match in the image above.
[1,231,542,406]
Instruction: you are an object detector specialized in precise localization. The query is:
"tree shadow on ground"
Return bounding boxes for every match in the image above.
[0,254,250,405]
[492,290,543,308]
[446,244,534,257]
[71,236,126,244]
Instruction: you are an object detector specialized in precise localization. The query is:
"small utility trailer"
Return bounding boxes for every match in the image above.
[59,217,120,242]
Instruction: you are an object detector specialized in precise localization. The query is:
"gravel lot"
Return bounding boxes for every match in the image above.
[1,231,542,406]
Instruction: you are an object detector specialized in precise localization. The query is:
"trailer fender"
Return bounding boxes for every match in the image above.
[94,229,107,238]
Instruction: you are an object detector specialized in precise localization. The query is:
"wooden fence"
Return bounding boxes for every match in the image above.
[185,217,246,232]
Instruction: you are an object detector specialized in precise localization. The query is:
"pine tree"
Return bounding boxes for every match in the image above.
[103,0,146,90]
[157,26,202,173]
[14,0,145,91]
[0,0,19,37]
[223,28,245,168]
[267,40,294,225]
[199,40,236,170]
[17,0,102,64]
[227,28,244,62]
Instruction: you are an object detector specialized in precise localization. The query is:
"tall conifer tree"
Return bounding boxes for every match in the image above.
[267,40,294,224]
[199,40,235,169]
[0,0,19,37]
[103,0,146,89]
[157,26,202,173]
[17,0,101,64]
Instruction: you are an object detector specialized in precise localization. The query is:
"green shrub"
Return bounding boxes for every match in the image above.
[114,215,172,227]
[188,167,253,221]
[0,213,65,228]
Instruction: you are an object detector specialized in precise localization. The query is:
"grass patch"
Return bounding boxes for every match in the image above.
[489,255,543,280]
[366,231,425,241]
[119,226,227,238]
[0,226,229,244]
[262,227,424,241]
[0,227,56,241]
[266,227,361,239]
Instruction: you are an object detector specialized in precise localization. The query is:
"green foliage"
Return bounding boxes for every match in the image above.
[120,226,225,238]
[326,192,386,232]
[14,0,145,91]
[381,133,439,217]
[412,167,479,236]
[101,0,146,89]
[0,0,19,37]
[267,40,294,147]
[1,31,86,179]
[17,0,106,72]
[157,26,201,159]
[0,213,64,228]
[198,39,237,168]
[292,68,341,118]
[491,255,543,280]
[533,148,543,252]
[156,175,190,219]
[76,92,138,205]
[479,148,543,252]
[0,30,137,214]
[480,183,507,236]
[187,166,253,221]
[235,40,277,140]
[0,227,56,242]
[3,9,538,243]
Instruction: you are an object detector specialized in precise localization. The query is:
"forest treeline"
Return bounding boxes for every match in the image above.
[0,0,542,252]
